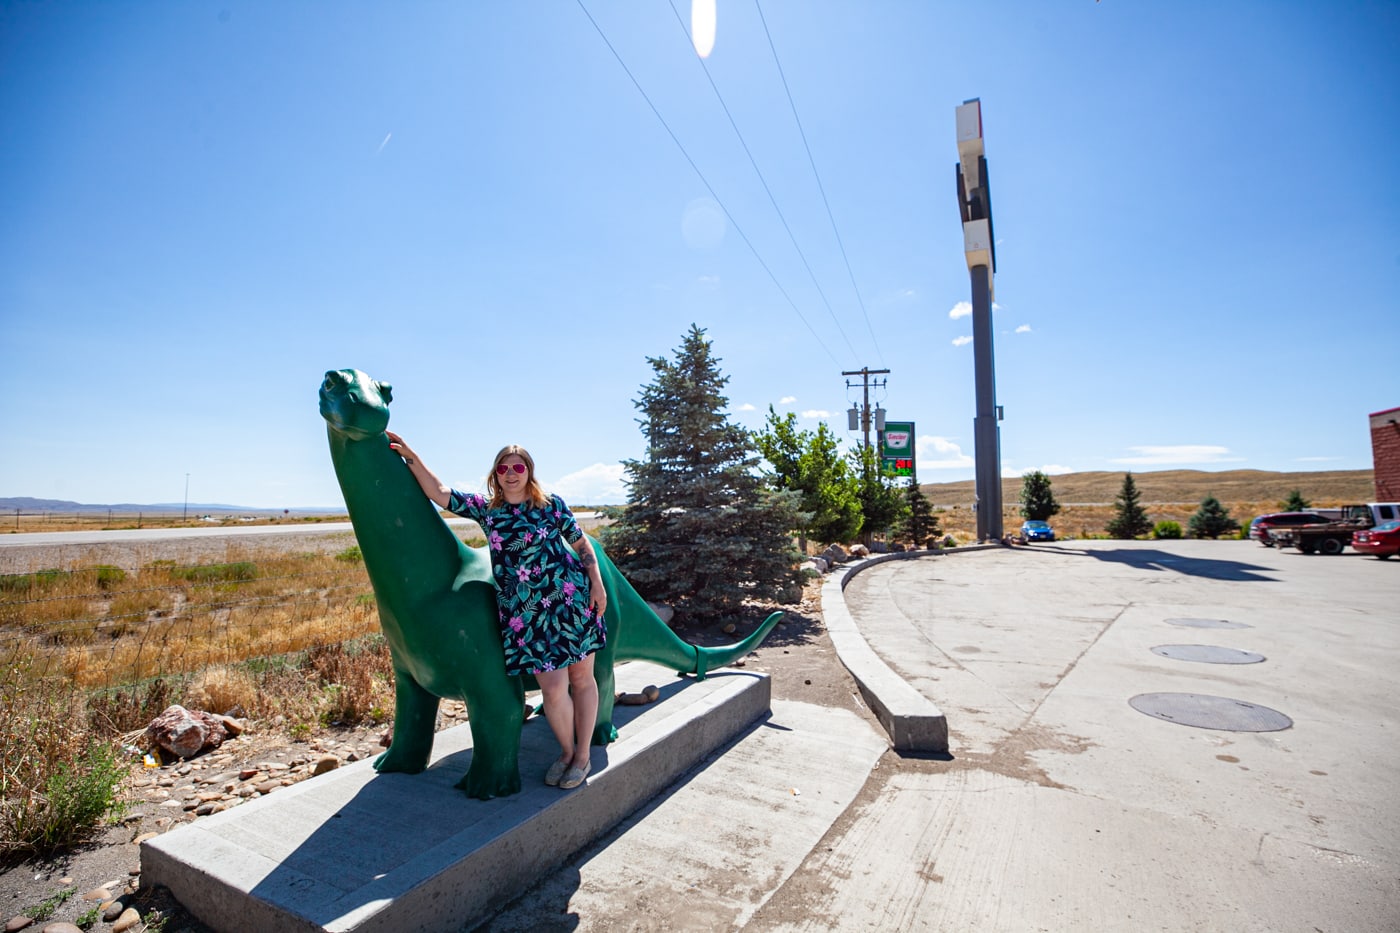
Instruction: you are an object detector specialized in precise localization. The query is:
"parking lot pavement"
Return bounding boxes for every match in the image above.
[782,540,1400,932]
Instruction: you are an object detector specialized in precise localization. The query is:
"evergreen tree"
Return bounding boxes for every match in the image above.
[1105,472,1153,539]
[1018,470,1062,521]
[900,479,941,547]
[602,325,804,623]
[1188,495,1240,539]
[753,407,863,547]
[849,445,909,544]
[1281,489,1311,512]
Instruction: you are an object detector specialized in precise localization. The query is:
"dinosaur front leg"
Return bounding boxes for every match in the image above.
[455,677,527,799]
[375,666,440,774]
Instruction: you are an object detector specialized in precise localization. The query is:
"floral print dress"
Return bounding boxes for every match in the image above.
[447,490,605,676]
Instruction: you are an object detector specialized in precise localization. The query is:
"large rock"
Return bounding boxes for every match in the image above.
[646,601,675,624]
[145,705,229,760]
[820,544,848,565]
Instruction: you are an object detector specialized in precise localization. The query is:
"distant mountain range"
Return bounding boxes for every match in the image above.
[0,497,343,515]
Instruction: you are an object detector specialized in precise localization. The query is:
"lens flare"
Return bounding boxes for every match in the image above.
[691,0,716,58]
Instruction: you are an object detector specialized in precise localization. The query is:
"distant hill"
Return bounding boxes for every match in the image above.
[0,497,339,514]
[919,468,1376,506]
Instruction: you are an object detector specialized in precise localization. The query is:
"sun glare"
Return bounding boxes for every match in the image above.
[691,0,716,58]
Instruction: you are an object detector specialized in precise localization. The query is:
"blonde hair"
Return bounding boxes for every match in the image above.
[487,444,549,509]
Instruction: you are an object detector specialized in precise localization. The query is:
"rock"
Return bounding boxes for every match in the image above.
[254,780,280,795]
[158,799,184,809]
[195,802,218,816]
[40,923,82,933]
[781,585,803,603]
[133,831,159,845]
[312,755,340,776]
[218,715,246,736]
[238,768,259,781]
[101,897,130,922]
[849,543,870,558]
[642,685,660,701]
[111,907,142,933]
[81,886,112,901]
[889,542,906,552]
[379,730,393,748]
[646,601,675,623]
[721,623,736,635]
[812,557,829,573]
[4,917,34,932]
[144,705,228,759]
[821,544,848,564]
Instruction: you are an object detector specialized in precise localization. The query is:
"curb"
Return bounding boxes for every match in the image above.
[819,545,1000,753]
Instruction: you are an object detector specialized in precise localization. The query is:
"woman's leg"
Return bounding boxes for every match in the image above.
[566,654,598,769]
[535,668,574,765]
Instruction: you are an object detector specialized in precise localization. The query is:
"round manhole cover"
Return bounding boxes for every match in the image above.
[1164,617,1251,630]
[1129,693,1292,732]
[1151,645,1266,664]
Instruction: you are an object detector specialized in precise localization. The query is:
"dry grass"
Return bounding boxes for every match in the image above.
[3,511,348,535]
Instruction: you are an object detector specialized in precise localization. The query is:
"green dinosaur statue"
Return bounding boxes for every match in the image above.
[319,369,783,799]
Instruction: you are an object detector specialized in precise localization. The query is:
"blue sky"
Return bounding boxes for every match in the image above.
[2,1,1397,508]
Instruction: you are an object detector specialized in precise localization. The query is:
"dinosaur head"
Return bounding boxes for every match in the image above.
[320,369,393,441]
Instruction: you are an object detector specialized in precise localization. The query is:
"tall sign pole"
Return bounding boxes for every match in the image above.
[955,98,1003,542]
[843,367,889,452]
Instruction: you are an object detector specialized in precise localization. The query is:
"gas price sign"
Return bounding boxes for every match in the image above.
[880,422,915,478]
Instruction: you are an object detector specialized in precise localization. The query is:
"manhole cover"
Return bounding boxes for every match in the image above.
[1151,645,1266,664]
[1129,693,1292,732]
[1164,617,1251,630]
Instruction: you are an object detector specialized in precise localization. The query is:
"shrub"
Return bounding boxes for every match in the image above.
[335,545,363,563]
[92,565,127,589]
[1,663,132,860]
[1153,521,1183,539]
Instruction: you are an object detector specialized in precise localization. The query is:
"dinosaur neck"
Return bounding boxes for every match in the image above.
[327,427,465,581]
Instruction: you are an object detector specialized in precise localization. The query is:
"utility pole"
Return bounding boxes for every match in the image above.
[955,98,1004,543]
[843,367,890,452]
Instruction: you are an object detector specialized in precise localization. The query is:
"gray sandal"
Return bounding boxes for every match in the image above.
[558,760,591,789]
[544,759,568,786]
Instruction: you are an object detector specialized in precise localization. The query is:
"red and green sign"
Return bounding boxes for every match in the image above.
[880,422,915,477]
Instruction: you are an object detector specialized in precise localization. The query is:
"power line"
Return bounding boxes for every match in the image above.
[755,0,886,367]
[665,0,861,364]
[574,0,840,366]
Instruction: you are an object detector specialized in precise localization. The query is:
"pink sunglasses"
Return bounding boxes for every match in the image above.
[495,463,527,475]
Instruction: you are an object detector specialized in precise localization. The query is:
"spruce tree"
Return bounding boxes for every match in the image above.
[753,407,862,547]
[1105,472,1152,539]
[900,479,941,548]
[1018,470,1062,521]
[1188,495,1240,539]
[1281,489,1311,512]
[602,325,804,623]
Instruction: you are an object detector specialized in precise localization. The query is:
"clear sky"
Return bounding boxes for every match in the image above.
[2,1,1397,508]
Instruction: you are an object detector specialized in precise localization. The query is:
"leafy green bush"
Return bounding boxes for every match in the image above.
[92,565,126,589]
[0,569,65,594]
[1153,521,1183,539]
[1,664,132,860]
[335,545,363,563]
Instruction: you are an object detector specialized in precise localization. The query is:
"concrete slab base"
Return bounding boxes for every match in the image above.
[141,662,772,933]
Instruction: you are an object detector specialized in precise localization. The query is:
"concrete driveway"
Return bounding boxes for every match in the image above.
[763,539,1398,932]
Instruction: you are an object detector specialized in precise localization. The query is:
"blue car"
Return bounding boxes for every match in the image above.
[1021,520,1055,542]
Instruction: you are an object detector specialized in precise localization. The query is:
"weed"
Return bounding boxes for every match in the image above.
[93,565,127,589]
[76,903,102,929]
[335,545,363,563]
[172,561,257,583]
[21,886,75,920]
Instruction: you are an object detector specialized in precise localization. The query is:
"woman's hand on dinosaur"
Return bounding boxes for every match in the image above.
[386,431,416,462]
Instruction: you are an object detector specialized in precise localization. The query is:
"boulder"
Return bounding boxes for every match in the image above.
[849,544,871,558]
[646,601,675,624]
[820,544,848,565]
[145,705,228,760]
[811,557,829,573]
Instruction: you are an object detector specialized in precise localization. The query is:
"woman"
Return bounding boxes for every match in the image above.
[386,432,607,790]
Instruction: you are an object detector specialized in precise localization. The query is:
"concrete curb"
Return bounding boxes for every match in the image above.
[820,545,999,753]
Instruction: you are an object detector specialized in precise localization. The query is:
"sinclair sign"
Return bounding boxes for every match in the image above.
[881,422,915,477]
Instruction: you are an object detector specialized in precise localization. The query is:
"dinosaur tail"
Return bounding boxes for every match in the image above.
[593,537,783,680]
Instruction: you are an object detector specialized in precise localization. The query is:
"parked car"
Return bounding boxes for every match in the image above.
[1021,520,1055,542]
[1352,520,1400,560]
[1271,503,1400,555]
[1248,512,1333,547]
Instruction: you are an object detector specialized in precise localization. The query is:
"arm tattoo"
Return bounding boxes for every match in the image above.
[404,457,415,465]
[578,546,597,570]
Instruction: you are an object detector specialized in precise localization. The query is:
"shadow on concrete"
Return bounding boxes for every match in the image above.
[1022,544,1278,582]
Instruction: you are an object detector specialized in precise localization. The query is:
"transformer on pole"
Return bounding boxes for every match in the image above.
[955,98,1004,542]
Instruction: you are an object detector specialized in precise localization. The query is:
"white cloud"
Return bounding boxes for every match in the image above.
[800,410,831,419]
[1110,445,1245,465]
[992,302,1002,313]
[735,402,756,412]
[779,396,797,405]
[1003,463,1075,477]
[697,274,720,288]
[547,463,627,505]
[375,132,392,154]
[897,288,916,299]
[1295,456,1341,462]
[916,435,975,470]
[1015,324,1031,333]
[952,335,973,347]
[948,301,972,320]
